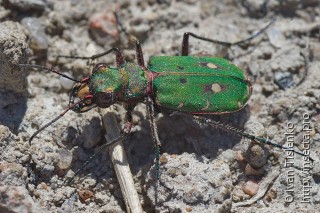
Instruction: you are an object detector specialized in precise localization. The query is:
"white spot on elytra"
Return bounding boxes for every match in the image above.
[211,83,221,93]
[207,63,217,69]
[177,103,184,108]
[201,99,210,110]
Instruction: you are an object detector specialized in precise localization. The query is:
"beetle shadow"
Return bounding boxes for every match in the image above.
[159,107,251,158]
[0,92,27,134]
[125,106,251,175]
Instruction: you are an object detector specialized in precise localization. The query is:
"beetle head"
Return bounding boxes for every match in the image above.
[69,63,119,112]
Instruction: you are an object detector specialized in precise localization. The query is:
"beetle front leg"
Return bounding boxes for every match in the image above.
[134,39,145,67]
[113,11,145,67]
[123,104,135,134]
[181,19,275,56]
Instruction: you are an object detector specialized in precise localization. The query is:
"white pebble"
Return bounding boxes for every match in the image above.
[267,28,285,48]
[57,149,73,170]
[59,72,75,90]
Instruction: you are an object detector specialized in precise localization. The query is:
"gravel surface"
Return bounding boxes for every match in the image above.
[0,0,320,212]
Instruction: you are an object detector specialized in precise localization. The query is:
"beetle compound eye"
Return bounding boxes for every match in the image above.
[92,63,108,74]
[85,99,92,105]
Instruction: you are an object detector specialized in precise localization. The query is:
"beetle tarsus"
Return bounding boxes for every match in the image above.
[193,115,314,162]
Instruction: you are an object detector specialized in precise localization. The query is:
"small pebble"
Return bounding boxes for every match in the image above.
[243,180,259,196]
[181,168,188,176]
[241,0,266,17]
[264,188,277,202]
[267,28,286,48]
[39,182,48,190]
[232,188,245,202]
[44,146,53,153]
[6,0,46,11]
[235,150,245,163]
[78,190,94,202]
[181,158,190,167]
[167,168,178,177]
[21,17,48,51]
[274,71,294,89]
[57,149,73,170]
[59,72,75,90]
[159,155,168,164]
[0,125,11,139]
[245,144,269,168]
[262,84,275,95]
[183,188,203,204]
[42,165,55,175]
[186,207,192,212]
[89,10,119,47]
[109,183,116,191]
[82,117,102,149]
[83,177,97,188]
[33,190,40,198]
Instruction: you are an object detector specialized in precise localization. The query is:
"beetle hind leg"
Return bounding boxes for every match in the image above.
[146,96,163,207]
[146,96,162,180]
[181,19,276,56]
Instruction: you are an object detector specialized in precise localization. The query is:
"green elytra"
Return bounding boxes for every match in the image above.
[151,56,251,113]
[90,56,250,114]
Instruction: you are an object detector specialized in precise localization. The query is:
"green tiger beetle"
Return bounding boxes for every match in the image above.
[18,16,312,184]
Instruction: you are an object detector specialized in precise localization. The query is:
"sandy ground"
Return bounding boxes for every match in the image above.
[1,0,320,212]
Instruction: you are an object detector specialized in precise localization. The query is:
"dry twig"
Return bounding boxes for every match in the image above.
[100,107,142,213]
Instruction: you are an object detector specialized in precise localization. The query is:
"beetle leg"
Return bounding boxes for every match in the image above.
[181,19,276,56]
[192,115,313,161]
[114,12,145,68]
[113,11,146,67]
[134,39,145,67]
[123,104,136,134]
[147,96,161,180]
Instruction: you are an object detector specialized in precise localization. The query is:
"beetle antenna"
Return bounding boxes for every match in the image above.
[29,98,85,144]
[29,107,71,145]
[113,11,129,37]
[29,113,66,145]
[193,116,314,162]
[17,64,80,82]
